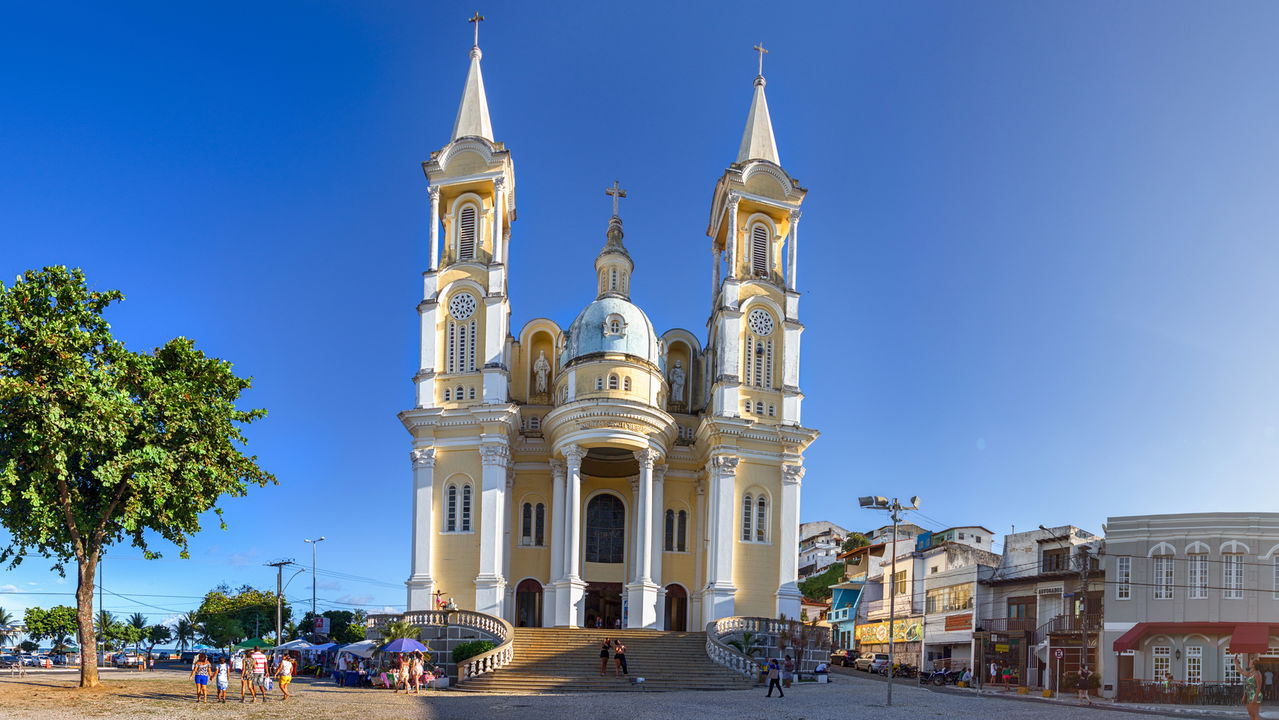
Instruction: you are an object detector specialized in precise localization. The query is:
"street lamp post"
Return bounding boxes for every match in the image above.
[859,495,920,708]
[303,537,326,624]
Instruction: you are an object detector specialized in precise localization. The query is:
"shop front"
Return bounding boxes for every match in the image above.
[855,616,923,666]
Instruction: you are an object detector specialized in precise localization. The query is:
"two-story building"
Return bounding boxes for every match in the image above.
[1102,513,1279,700]
[978,525,1102,688]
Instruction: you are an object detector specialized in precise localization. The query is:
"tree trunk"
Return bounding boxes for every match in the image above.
[75,554,100,688]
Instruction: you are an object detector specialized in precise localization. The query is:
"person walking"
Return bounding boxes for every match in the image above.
[213,656,230,703]
[1235,654,1263,720]
[765,658,784,698]
[599,638,611,676]
[782,655,795,688]
[989,661,999,689]
[1077,665,1093,704]
[612,639,628,677]
[248,646,269,703]
[275,652,294,701]
[189,652,212,704]
[411,651,425,694]
[1265,668,1275,702]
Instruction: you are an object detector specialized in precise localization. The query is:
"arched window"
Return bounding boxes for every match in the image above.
[585,494,625,563]
[744,334,775,389]
[461,484,472,532]
[535,502,545,546]
[595,376,604,391]
[664,509,675,552]
[623,376,632,391]
[608,374,619,390]
[445,292,479,374]
[468,386,476,400]
[742,494,754,541]
[610,268,618,290]
[443,388,451,401]
[519,502,546,547]
[457,204,478,260]
[750,223,769,277]
[755,495,768,542]
[529,415,540,431]
[446,485,458,531]
[609,318,621,333]
[767,404,776,417]
[456,385,464,400]
[677,510,688,552]
[521,502,533,545]
[755,401,765,415]
[743,400,752,414]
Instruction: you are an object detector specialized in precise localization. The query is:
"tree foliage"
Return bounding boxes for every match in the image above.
[299,609,365,644]
[0,267,275,686]
[0,607,14,646]
[797,561,845,602]
[194,584,289,650]
[23,606,78,650]
[144,624,171,652]
[841,533,871,553]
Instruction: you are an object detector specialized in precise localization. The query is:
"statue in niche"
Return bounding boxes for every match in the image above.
[669,359,686,406]
[533,350,551,394]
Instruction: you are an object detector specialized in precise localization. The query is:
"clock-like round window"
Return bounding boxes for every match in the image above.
[748,309,775,336]
[449,292,478,320]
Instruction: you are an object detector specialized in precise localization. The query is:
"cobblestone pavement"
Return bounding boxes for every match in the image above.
[0,665,1238,720]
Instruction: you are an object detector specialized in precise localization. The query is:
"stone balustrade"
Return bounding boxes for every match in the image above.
[365,608,514,683]
[705,616,833,675]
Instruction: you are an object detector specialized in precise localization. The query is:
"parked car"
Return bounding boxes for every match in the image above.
[112,652,143,668]
[853,652,890,672]
[0,655,18,668]
[829,649,853,667]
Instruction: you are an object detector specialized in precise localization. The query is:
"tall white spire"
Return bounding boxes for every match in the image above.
[736,74,780,165]
[451,44,494,142]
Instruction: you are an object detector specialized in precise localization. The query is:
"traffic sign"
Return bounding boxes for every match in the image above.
[1054,649,1064,659]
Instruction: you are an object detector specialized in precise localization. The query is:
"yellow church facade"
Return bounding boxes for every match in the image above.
[401,38,818,630]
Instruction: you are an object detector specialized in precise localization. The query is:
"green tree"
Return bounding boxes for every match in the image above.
[193,584,288,646]
[841,533,871,553]
[201,615,244,653]
[0,607,15,646]
[24,606,77,652]
[127,612,147,656]
[174,614,197,652]
[144,624,171,655]
[96,610,126,652]
[19,640,38,653]
[281,619,298,642]
[0,267,275,687]
[299,609,365,644]
[376,620,420,642]
[797,562,845,602]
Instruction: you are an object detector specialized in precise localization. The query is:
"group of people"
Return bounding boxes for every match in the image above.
[390,651,436,693]
[597,638,628,676]
[762,655,797,698]
[188,647,298,704]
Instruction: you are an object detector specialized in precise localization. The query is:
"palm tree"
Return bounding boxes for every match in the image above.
[0,607,15,647]
[377,620,421,642]
[128,613,147,658]
[174,616,195,653]
[95,610,118,653]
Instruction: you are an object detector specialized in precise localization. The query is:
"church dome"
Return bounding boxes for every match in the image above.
[560,296,661,367]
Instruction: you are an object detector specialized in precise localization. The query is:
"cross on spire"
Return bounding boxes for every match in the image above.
[753,42,768,77]
[605,180,627,217]
[469,12,485,47]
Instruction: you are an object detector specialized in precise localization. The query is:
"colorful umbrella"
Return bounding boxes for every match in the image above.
[380,638,428,653]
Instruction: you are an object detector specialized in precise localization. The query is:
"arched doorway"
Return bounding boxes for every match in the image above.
[515,579,543,628]
[583,493,625,627]
[664,584,688,631]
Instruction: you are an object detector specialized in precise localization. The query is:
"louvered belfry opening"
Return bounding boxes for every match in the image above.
[751,223,768,276]
[458,205,477,260]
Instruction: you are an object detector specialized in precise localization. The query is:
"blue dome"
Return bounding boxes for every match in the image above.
[561,296,662,366]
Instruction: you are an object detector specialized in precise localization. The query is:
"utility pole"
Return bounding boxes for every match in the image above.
[266,560,293,647]
[859,495,921,708]
[303,538,326,622]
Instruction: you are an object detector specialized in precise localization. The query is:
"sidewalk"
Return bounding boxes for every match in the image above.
[960,686,1272,718]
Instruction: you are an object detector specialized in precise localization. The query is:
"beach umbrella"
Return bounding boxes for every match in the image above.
[380,638,428,654]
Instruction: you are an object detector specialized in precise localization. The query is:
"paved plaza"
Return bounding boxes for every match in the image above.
[0,665,1248,720]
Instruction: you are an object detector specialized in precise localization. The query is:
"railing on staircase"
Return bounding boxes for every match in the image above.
[366,609,514,683]
[706,616,833,677]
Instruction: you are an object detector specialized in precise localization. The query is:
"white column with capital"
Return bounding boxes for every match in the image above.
[492,177,505,264]
[786,210,800,291]
[776,463,804,618]
[428,186,441,271]
[651,464,667,627]
[690,481,706,631]
[475,442,509,616]
[544,459,566,627]
[702,455,738,622]
[725,196,740,279]
[553,445,588,627]
[406,448,436,610]
[626,449,662,629]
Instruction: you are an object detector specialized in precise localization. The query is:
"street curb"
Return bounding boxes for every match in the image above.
[930,686,1254,720]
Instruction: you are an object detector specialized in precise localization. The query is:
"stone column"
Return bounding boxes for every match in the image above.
[475,442,509,616]
[545,459,566,627]
[776,463,804,618]
[492,177,505,264]
[553,445,587,627]
[626,449,661,628]
[428,186,441,271]
[406,448,435,610]
[726,196,740,279]
[710,247,721,311]
[503,467,515,622]
[651,463,667,626]
[786,210,800,291]
[690,480,706,631]
[702,454,738,623]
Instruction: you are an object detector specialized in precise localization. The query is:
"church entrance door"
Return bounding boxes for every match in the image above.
[584,582,623,629]
[664,584,688,631]
[515,578,543,628]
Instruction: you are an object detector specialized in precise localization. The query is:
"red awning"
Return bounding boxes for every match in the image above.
[1229,623,1272,654]
[1113,622,1239,653]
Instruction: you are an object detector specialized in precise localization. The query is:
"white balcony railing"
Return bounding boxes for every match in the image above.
[863,597,921,617]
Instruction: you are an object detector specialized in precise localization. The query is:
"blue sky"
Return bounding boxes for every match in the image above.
[2,1,1277,624]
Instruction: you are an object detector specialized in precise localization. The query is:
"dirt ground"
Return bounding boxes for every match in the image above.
[0,667,443,719]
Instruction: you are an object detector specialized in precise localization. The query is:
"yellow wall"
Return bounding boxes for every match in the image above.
[431,448,483,608]
[731,458,782,617]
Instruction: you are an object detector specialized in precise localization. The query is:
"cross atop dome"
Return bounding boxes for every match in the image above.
[736,43,780,165]
[452,12,495,141]
[605,180,627,219]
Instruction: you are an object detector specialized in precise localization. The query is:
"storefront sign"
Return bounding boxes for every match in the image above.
[994,643,1010,652]
[944,613,973,632]
[855,617,923,644]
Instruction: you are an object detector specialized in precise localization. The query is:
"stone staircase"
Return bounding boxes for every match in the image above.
[454,628,755,693]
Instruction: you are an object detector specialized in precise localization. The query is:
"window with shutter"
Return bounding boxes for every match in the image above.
[742,495,753,541]
[521,503,533,545]
[677,510,687,552]
[461,484,472,532]
[458,205,477,260]
[664,510,675,552]
[751,224,769,276]
[534,503,545,546]
[756,497,767,542]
